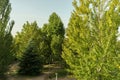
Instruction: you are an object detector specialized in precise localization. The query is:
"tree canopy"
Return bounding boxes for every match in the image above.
[0,0,14,76]
[42,12,65,63]
[14,21,39,59]
[62,0,120,79]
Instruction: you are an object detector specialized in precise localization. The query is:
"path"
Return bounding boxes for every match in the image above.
[5,63,75,80]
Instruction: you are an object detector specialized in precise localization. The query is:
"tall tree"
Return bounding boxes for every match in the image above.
[0,0,14,76]
[42,12,65,63]
[62,0,120,79]
[38,24,52,64]
[14,21,38,59]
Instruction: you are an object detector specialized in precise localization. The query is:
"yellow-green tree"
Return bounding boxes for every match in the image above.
[62,0,120,79]
[14,21,39,59]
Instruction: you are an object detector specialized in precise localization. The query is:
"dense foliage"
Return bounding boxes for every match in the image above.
[14,21,39,59]
[42,12,65,63]
[18,40,43,76]
[62,0,120,79]
[1,0,120,79]
[0,0,14,76]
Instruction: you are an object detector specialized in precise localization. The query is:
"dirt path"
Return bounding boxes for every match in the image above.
[7,74,75,80]
[5,63,75,80]
[8,74,48,80]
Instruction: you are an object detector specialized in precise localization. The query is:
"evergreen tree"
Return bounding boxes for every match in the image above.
[62,0,120,79]
[18,39,43,76]
[42,12,65,63]
[0,0,14,75]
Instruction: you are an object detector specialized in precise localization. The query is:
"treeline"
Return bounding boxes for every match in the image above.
[13,12,65,75]
[14,12,65,62]
[0,0,65,77]
[1,0,120,80]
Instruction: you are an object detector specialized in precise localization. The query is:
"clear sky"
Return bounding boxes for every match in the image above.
[10,0,74,35]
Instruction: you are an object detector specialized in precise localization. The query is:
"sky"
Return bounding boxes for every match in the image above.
[10,0,74,35]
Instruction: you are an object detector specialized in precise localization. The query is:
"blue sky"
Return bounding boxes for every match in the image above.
[10,0,74,35]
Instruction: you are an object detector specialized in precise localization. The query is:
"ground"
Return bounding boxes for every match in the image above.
[4,63,76,80]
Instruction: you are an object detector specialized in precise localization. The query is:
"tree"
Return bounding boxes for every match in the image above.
[62,0,120,79]
[14,21,39,59]
[18,39,43,76]
[42,12,65,63]
[0,0,14,76]
[36,24,51,64]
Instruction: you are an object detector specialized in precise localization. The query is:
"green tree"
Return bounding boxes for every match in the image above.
[14,21,39,59]
[62,0,120,79]
[0,0,14,76]
[18,39,43,75]
[42,12,65,63]
[36,24,51,64]
[117,40,120,54]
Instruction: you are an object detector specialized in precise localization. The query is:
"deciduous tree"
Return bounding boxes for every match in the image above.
[62,0,120,79]
[14,21,39,59]
[0,0,14,76]
[42,12,65,63]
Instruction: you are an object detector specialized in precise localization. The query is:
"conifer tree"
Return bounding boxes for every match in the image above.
[62,0,120,79]
[0,0,14,75]
[18,39,43,76]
